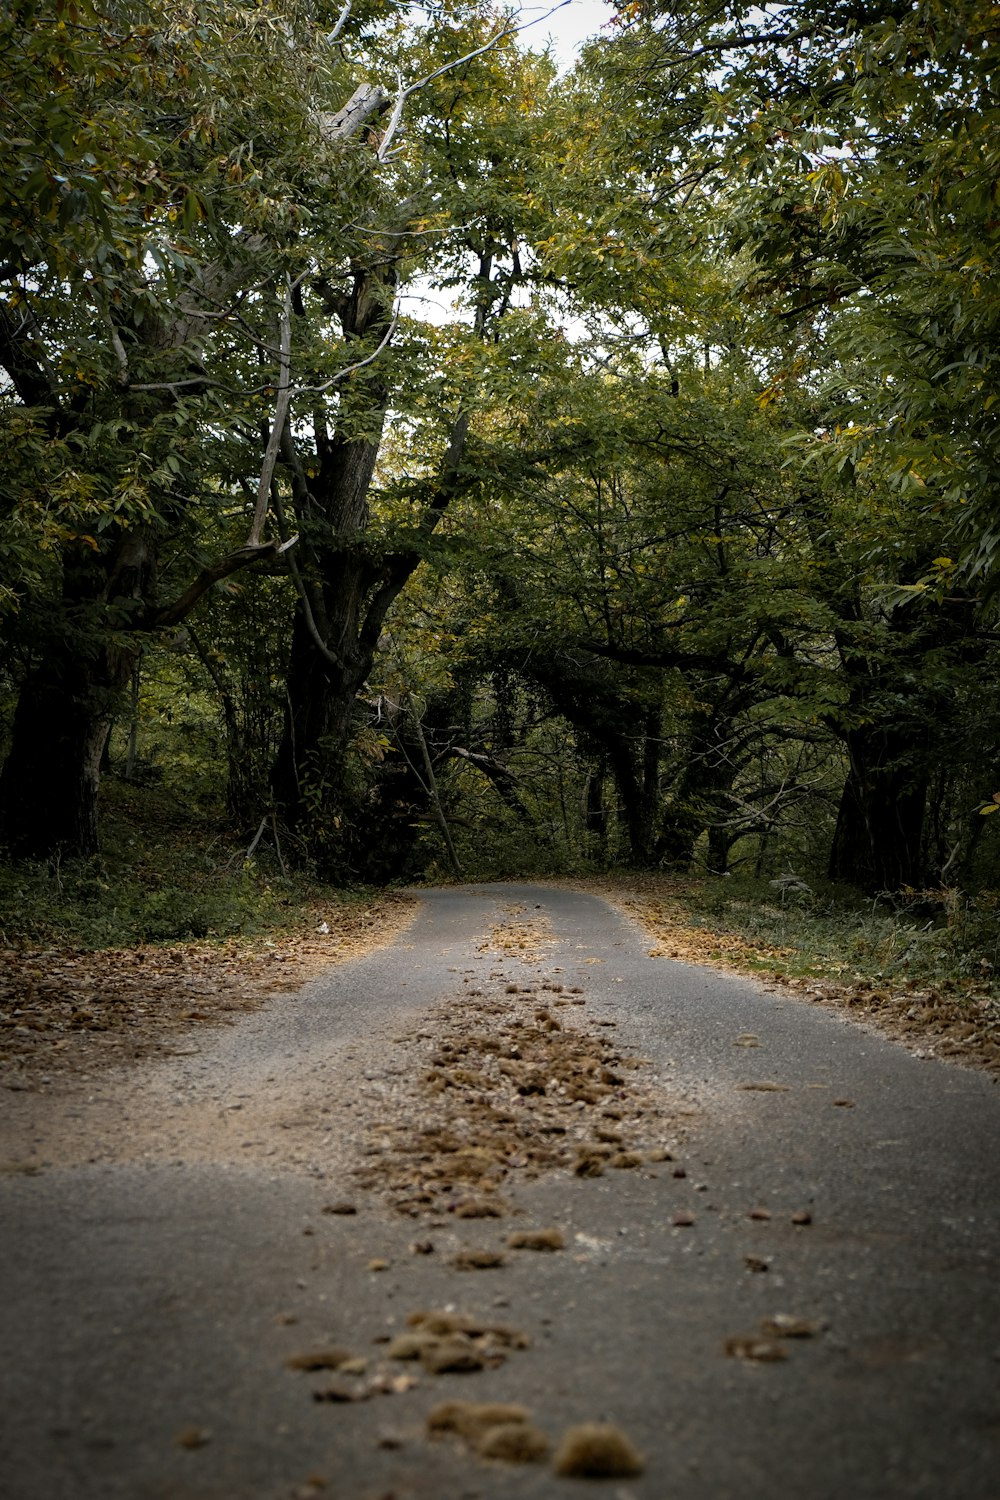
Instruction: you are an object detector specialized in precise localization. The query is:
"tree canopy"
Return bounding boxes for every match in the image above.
[1,0,998,897]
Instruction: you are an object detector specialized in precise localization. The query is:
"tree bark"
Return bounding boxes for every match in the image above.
[827,725,928,891]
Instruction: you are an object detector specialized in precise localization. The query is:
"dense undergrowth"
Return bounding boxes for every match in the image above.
[2,778,998,1000]
[0,777,360,950]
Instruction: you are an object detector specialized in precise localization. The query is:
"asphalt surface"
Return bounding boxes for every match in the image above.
[1,882,999,1500]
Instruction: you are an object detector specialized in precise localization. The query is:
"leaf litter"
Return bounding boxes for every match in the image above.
[349,912,678,1219]
[300,905,682,1480]
[0,894,418,1083]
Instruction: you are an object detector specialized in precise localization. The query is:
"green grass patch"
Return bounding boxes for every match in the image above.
[675,874,1000,996]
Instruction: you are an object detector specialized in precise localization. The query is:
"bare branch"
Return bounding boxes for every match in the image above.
[270,481,345,672]
[293,312,398,394]
[248,278,293,547]
[151,536,296,629]
[375,2,573,163]
[325,0,352,44]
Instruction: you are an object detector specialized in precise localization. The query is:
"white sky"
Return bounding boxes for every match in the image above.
[521,0,617,70]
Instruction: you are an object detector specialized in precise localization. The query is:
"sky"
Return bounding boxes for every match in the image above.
[519,0,617,70]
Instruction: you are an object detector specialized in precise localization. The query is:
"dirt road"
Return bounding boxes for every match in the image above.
[2,884,998,1499]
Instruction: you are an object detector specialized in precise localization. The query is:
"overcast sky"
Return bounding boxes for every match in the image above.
[518,0,616,70]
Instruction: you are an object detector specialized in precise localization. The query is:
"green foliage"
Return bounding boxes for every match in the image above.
[0,780,308,947]
[1,0,999,904]
[681,876,1000,997]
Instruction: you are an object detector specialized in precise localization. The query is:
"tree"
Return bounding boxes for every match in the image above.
[0,0,553,864]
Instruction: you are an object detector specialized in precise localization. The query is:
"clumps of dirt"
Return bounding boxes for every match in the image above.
[406,1310,531,1349]
[506,1227,565,1252]
[428,1404,643,1475]
[476,903,555,965]
[285,1347,355,1372]
[452,1197,504,1219]
[477,1422,551,1463]
[285,1307,532,1404]
[725,1314,827,1363]
[384,1310,531,1375]
[350,972,670,1216]
[552,1423,645,1478]
[452,1249,506,1271]
[428,1401,550,1464]
[0,894,418,1082]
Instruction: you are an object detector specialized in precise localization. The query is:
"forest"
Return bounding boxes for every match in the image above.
[1,0,999,974]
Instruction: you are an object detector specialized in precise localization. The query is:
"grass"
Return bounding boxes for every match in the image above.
[567,870,1000,1072]
[679,874,1000,993]
[0,776,369,950]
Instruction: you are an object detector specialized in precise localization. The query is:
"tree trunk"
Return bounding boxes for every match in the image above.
[827,727,928,891]
[0,538,148,859]
[0,642,133,858]
[656,715,739,871]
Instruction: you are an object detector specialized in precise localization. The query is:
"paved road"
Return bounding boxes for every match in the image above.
[2,884,998,1500]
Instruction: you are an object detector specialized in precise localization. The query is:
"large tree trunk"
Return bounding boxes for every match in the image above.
[0,537,149,859]
[270,601,373,832]
[827,726,928,891]
[0,655,117,858]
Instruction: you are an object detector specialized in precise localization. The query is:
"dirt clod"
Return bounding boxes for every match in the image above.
[552,1423,644,1478]
[452,1249,505,1271]
[506,1228,565,1252]
[285,1348,354,1372]
[477,1422,550,1463]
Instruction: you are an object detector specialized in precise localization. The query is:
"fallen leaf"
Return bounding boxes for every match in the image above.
[724,1335,788,1363]
[176,1425,211,1449]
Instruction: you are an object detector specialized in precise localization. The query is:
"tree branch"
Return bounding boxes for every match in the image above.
[150,537,297,629]
[249,277,294,547]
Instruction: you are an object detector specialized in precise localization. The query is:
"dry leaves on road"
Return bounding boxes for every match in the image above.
[0,893,418,1083]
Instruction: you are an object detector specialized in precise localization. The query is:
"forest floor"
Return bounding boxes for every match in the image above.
[0,892,419,1084]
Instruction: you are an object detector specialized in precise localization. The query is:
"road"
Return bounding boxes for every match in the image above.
[1,883,998,1500]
